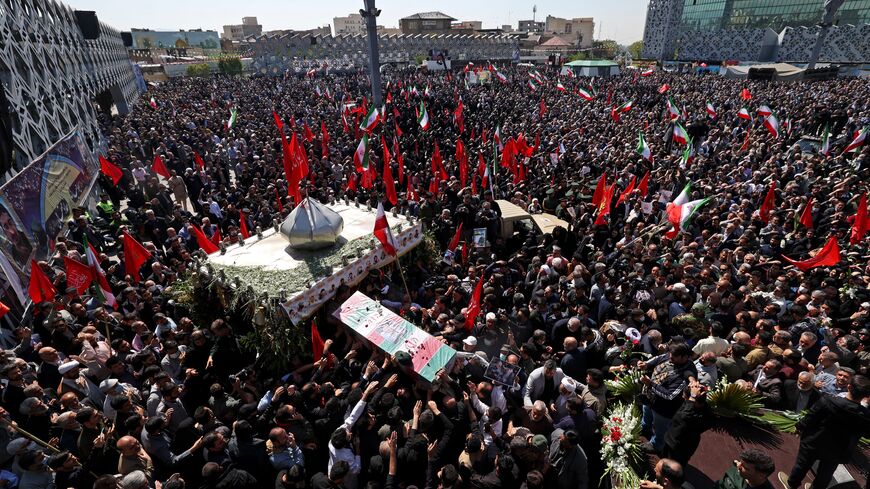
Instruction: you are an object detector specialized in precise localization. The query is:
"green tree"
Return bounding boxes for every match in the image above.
[186,63,211,77]
[567,52,587,62]
[218,56,243,75]
[628,40,644,59]
[592,39,619,59]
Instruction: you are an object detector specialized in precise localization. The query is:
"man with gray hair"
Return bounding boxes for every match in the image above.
[783,371,821,413]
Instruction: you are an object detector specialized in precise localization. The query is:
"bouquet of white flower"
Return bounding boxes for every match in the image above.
[600,402,643,489]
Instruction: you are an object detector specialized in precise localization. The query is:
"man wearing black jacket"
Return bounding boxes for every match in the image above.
[779,374,870,489]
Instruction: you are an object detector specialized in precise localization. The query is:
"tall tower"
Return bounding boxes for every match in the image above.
[532,5,537,23]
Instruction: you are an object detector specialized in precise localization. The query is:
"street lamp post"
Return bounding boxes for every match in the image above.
[360,0,383,107]
[808,0,845,70]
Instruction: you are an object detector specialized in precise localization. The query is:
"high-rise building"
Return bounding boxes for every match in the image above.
[643,0,870,62]
[333,13,366,36]
[222,16,263,41]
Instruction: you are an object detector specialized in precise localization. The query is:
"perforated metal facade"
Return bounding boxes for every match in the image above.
[0,0,140,175]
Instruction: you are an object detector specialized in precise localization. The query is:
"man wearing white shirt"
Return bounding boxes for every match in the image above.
[692,322,729,357]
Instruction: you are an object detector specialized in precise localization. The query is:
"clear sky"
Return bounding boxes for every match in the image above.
[67,0,647,44]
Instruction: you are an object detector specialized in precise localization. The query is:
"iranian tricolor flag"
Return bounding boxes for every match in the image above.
[738,107,751,120]
[373,202,398,256]
[528,80,537,91]
[666,196,710,239]
[556,82,566,92]
[673,122,689,145]
[577,87,594,101]
[641,69,654,76]
[680,138,695,169]
[706,101,717,118]
[672,182,692,206]
[359,106,380,132]
[844,126,868,153]
[149,97,157,110]
[667,96,681,120]
[637,132,652,161]
[618,101,634,113]
[495,71,508,83]
[85,238,116,308]
[227,107,238,128]
[354,135,370,173]
[820,123,831,156]
[417,101,430,131]
[763,113,780,138]
[757,105,772,117]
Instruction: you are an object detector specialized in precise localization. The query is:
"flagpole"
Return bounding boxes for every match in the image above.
[394,255,411,298]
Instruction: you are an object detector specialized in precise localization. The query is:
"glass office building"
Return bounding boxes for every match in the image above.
[643,0,870,61]
[680,0,870,32]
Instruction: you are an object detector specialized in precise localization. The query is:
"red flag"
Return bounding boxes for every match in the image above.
[99,156,123,185]
[616,176,637,206]
[381,136,398,205]
[799,197,813,229]
[275,188,284,213]
[280,132,297,200]
[533,132,540,154]
[594,183,616,226]
[429,174,440,197]
[152,154,171,179]
[321,121,330,158]
[291,133,309,182]
[637,171,650,197]
[393,137,404,183]
[210,227,222,246]
[431,143,447,180]
[464,276,484,331]
[658,83,670,94]
[740,88,752,101]
[373,203,397,256]
[456,139,468,188]
[607,87,613,105]
[311,322,325,361]
[394,120,403,138]
[239,210,250,239]
[193,151,205,170]
[448,223,463,252]
[782,237,841,271]
[191,225,220,254]
[122,231,152,283]
[303,122,315,143]
[0,301,9,319]
[850,193,868,245]
[272,111,284,131]
[28,260,56,304]
[760,181,776,224]
[740,129,751,152]
[500,138,516,170]
[63,256,93,295]
[592,174,607,207]
[471,173,478,195]
[406,179,418,201]
[610,106,620,123]
[346,174,357,192]
[539,98,547,117]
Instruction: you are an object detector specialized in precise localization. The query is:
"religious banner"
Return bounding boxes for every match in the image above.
[334,291,456,383]
[0,130,98,306]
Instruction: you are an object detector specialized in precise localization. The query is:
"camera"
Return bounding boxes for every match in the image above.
[229,368,250,384]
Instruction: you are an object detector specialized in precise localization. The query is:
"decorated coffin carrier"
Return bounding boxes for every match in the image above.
[204,197,424,324]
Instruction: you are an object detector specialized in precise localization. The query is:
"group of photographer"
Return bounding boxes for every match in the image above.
[0,61,868,489]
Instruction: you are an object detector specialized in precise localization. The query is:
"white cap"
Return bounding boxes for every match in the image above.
[561,377,576,393]
[485,312,497,321]
[58,361,80,375]
[100,378,120,393]
[463,336,478,347]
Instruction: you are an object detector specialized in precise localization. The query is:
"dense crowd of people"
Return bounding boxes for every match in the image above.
[1,62,869,489]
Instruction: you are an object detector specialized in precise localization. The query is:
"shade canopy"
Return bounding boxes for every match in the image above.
[280,198,344,250]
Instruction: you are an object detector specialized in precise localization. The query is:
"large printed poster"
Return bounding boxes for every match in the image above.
[334,292,456,383]
[0,131,98,305]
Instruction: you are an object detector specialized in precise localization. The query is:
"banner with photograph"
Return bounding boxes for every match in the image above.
[334,291,456,383]
[0,130,98,305]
